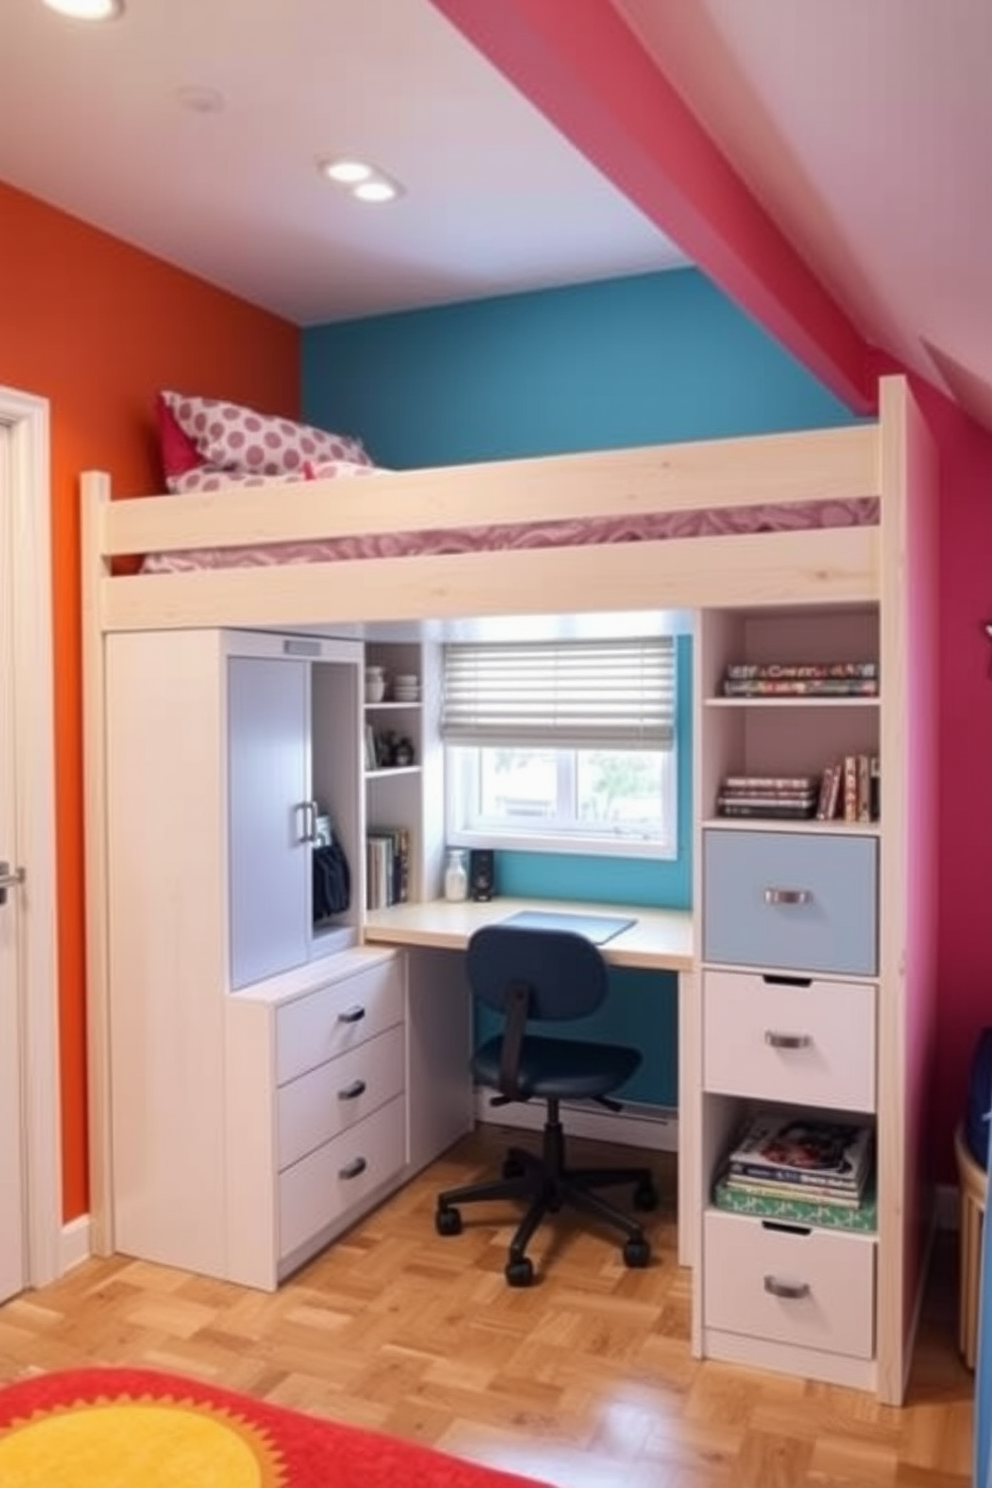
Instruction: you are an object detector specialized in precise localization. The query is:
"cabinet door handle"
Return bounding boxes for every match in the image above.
[0,862,25,907]
[338,1079,367,1101]
[763,887,812,906]
[337,1005,366,1025]
[764,1031,812,1050]
[297,800,317,843]
[338,1157,367,1181]
[763,1275,810,1300]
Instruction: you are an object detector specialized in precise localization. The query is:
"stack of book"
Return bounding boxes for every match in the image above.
[722,661,879,697]
[816,754,880,822]
[366,826,411,910]
[720,1109,874,1211]
[717,774,818,819]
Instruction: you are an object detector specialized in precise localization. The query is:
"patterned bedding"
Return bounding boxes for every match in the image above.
[140,462,879,574]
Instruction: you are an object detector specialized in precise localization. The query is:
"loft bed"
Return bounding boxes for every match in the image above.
[80,374,937,1406]
[81,418,883,635]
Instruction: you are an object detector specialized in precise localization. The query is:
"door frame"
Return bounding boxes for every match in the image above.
[0,384,61,1289]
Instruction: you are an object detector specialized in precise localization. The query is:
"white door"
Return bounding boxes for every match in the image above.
[0,389,60,1302]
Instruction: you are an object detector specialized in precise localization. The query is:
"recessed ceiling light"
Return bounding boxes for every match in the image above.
[320,159,374,185]
[42,0,124,19]
[353,179,400,204]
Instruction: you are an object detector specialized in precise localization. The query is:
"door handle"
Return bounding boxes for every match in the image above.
[0,861,25,907]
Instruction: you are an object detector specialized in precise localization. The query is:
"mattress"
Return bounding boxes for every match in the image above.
[140,496,880,574]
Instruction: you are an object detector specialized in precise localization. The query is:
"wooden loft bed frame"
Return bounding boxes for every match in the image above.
[81,418,880,636]
[79,374,938,1405]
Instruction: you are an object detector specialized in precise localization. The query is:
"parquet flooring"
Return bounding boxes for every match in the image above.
[0,1128,974,1486]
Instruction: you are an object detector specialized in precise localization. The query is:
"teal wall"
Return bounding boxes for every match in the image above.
[303,267,859,1106]
[302,267,856,469]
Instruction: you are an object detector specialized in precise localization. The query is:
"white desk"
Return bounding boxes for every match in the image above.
[365,896,696,1266]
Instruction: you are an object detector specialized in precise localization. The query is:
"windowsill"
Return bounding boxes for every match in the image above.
[445,828,677,861]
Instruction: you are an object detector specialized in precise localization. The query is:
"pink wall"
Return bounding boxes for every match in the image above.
[929,392,992,1180]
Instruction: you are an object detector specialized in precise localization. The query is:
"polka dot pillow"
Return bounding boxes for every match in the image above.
[161,390,373,478]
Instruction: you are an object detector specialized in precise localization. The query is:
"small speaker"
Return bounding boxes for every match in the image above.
[468,849,495,902]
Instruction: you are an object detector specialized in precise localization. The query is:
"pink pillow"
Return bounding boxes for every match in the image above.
[156,394,206,487]
[161,390,372,477]
[170,459,378,495]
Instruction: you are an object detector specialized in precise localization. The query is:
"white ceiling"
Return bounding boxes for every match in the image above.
[1,0,989,428]
[0,0,683,323]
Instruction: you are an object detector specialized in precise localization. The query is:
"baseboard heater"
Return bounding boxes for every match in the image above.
[474,1091,678,1153]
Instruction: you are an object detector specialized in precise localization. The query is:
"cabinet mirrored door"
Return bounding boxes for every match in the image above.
[228,656,312,989]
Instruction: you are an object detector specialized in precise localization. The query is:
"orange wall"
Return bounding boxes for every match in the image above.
[0,179,301,1222]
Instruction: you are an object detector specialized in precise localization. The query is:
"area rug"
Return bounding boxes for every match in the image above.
[0,1366,551,1487]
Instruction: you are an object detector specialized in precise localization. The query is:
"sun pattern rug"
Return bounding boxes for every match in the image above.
[0,1367,551,1487]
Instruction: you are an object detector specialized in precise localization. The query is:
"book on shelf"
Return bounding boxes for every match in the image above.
[722,774,818,793]
[815,760,843,820]
[717,774,818,818]
[722,677,879,697]
[365,826,411,910]
[718,799,817,819]
[727,1109,874,1185]
[725,661,878,681]
[725,1157,867,1192]
[837,753,879,822]
[712,1175,878,1231]
[721,1174,865,1208]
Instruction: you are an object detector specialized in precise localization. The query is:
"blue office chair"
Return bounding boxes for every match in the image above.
[435,924,658,1286]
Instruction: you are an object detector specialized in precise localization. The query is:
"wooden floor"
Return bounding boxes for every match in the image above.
[0,1128,975,1486]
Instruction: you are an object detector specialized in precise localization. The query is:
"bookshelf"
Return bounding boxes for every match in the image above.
[363,639,445,907]
[693,601,883,1392]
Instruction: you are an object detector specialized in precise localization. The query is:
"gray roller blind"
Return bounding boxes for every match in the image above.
[441,638,675,750]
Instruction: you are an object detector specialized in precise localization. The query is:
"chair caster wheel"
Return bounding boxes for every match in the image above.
[505,1256,535,1287]
[435,1206,462,1237]
[502,1155,526,1179]
[634,1181,659,1212]
[623,1236,651,1268]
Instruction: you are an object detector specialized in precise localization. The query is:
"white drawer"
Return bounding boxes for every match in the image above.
[277,1024,406,1170]
[278,1094,406,1258]
[704,1209,875,1359]
[703,970,876,1112]
[275,954,403,1084]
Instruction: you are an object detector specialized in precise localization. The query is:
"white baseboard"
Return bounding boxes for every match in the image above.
[475,1092,678,1153]
[60,1215,92,1275]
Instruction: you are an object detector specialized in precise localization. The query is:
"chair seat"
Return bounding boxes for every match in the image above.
[473,1033,640,1101]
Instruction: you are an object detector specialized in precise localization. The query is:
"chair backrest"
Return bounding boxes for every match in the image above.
[466,924,609,1022]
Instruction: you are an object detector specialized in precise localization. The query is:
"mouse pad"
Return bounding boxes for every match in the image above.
[498,909,636,946]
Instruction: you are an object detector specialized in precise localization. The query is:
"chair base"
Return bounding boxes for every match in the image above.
[436,1114,656,1284]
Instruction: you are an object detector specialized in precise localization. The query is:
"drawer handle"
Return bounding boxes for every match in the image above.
[338,1005,366,1025]
[338,1157,368,1180]
[763,887,812,906]
[763,1275,811,1301]
[764,1031,812,1050]
[338,1079,367,1101]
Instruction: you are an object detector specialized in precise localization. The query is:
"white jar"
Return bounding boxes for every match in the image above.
[364,666,386,704]
[444,848,469,903]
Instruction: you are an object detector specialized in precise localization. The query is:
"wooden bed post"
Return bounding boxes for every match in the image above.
[80,470,115,1255]
[876,374,941,1404]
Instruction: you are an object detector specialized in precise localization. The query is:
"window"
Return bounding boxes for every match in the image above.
[442,639,677,858]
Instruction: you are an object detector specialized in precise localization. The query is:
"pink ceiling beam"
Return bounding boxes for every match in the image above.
[430,0,875,414]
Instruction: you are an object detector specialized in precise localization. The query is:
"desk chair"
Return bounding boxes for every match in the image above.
[435,924,658,1286]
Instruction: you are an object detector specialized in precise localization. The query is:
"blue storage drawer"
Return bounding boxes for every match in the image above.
[703,829,878,976]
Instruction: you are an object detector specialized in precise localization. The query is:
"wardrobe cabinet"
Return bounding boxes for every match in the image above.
[103,626,468,1289]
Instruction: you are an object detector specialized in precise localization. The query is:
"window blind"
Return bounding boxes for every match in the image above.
[441,638,675,750]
